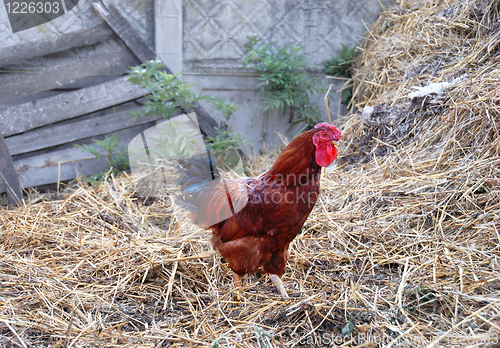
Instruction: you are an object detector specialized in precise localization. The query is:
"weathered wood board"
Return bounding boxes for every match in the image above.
[93,1,154,64]
[93,0,220,138]
[0,49,138,99]
[0,0,223,196]
[0,135,22,204]
[0,23,115,66]
[4,109,163,156]
[0,121,158,194]
[0,77,150,137]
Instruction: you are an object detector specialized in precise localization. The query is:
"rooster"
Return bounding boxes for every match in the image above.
[177,123,341,297]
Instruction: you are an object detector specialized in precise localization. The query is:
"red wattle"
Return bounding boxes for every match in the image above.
[315,144,337,167]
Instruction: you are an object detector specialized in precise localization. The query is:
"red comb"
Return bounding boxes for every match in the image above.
[314,123,342,141]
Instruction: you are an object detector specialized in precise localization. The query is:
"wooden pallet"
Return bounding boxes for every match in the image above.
[0,0,219,202]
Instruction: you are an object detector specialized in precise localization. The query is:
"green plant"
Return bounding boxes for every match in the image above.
[127,61,249,171]
[242,35,326,132]
[323,44,356,77]
[341,318,355,337]
[144,120,200,161]
[253,325,275,348]
[75,134,129,182]
[211,334,230,348]
[127,60,207,120]
[206,126,249,169]
[206,97,250,170]
[323,44,356,104]
[207,97,239,122]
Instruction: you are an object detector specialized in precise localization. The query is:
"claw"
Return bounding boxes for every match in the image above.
[270,274,289,298]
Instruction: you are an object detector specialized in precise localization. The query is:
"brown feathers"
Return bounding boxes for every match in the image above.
[178,123,341,286]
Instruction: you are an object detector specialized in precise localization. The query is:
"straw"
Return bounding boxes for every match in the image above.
[1,0,500,346]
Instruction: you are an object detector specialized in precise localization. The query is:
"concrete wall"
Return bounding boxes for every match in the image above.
[158,0,392,153]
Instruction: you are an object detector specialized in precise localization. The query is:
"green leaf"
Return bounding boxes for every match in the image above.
[241,36,326,129]
[323,44,356,78]
[341,319,355,337]
[74,134,129,182]
[127,60,206,120]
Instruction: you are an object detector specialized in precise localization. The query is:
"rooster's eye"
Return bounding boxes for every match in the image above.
[322,132,327,137]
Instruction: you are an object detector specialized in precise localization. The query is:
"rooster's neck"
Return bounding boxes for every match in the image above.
[267,130,320,185]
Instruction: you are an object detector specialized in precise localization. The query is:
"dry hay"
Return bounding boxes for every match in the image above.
[1,0,500,347]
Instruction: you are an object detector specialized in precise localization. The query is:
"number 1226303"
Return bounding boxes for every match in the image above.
[5,2,60,14]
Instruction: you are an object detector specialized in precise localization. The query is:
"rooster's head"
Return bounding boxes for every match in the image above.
[312,122,342,167]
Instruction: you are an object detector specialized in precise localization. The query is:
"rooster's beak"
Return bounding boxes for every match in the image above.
[332,141,339,149]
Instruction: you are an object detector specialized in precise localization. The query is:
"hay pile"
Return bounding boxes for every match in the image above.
[1,0,500,346]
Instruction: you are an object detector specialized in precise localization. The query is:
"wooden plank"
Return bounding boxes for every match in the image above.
[0,77,150,137]
[0,122,156,194]
[54,76,118,90]
[0,24,115,67]
[14,152,109,191]
[0,90,63,109]
[93,0,219,138]
[5,109,162,156]
[0,135,22,204]
[183,104,219,139]
[92,1,155,64]
[0,49,138,99]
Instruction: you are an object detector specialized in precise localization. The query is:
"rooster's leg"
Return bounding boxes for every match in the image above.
[270,274,289,298]
[232,273,242,300]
